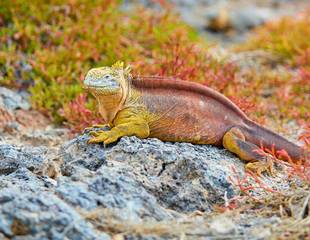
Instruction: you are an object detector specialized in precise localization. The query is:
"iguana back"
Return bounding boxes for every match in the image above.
[132,76,247,145]
[131,76,306,163]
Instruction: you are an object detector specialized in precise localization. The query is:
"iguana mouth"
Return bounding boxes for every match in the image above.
[83,85,120,95]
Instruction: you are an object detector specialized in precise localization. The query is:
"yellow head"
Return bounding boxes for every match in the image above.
[83,61,132,123]
[84,61,131,93]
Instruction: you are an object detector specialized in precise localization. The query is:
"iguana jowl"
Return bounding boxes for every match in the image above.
[83,62,308,174]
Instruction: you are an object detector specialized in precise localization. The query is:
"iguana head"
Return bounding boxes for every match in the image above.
[84,61,131,123]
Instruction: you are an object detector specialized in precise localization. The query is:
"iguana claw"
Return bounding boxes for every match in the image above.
[245,157,275,177]
[87,130,119,145]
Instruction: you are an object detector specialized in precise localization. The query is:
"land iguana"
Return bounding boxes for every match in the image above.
[83,62,308,174]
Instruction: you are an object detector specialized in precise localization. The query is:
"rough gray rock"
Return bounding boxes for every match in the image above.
[0,133,245,239]
[19,127,70,147]
[0,132,297,239]
[0,87,30,111]
[0,144,48,175]
[0,185,109,239]
[60,135,243,214]
[0,144,109,239]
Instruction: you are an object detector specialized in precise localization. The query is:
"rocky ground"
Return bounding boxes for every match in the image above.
[1,0,309,239]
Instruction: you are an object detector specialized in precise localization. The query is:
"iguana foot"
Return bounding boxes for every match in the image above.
[223,127,276,177]
[88,130,119,145]
[245,157,274,176]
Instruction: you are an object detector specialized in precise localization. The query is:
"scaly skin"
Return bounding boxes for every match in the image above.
[83,62,308,174]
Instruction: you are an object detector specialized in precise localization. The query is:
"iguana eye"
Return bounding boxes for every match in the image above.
[103,74,113,80]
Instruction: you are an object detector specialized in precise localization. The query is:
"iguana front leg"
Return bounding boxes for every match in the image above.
[223,127,274,176]
[88,108,150,145]
[88,121,149,144]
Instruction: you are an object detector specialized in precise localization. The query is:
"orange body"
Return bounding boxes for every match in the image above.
[132,76,306,163]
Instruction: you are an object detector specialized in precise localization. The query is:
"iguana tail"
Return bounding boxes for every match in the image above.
[242,120,308,163]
